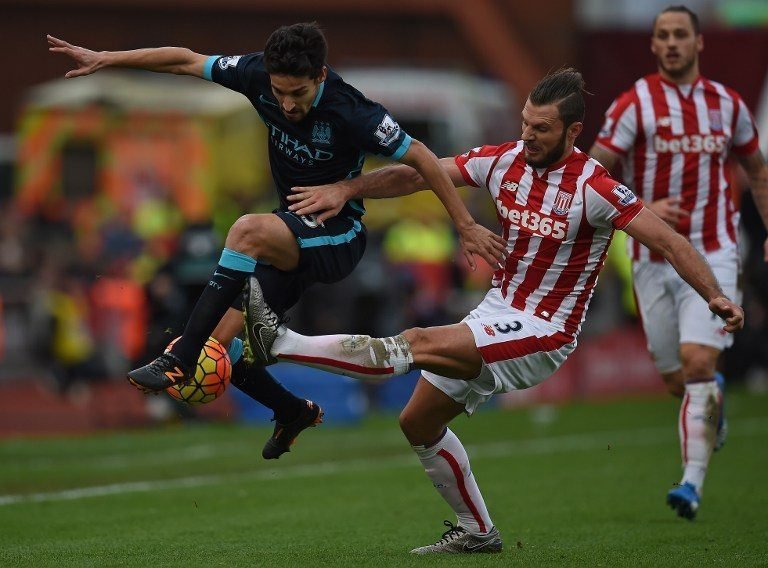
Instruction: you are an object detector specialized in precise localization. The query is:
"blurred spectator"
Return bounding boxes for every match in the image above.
[29,261,107,394]
[382,212,456,327]
[0,208,28,277]
[90,260,147,376]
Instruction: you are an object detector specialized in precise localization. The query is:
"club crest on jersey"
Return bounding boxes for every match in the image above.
[500,180,519,193]
[374,114,401,147]
[311,121,333,145]
[611,184,637,206]
[708,109,723,131]
[552,190,573,215]
[218,55,242,70]
[482,324,495,337]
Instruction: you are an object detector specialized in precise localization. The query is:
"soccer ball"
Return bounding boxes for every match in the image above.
[164,337,231,405]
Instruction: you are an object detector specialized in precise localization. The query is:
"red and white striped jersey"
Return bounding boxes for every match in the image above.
[456,142,643,339]
[595,73,759,261]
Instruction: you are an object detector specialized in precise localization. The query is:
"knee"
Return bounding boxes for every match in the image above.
[398,407,417,439]
[226,214,266,255]
[399,407,428,445]
[681,349,717,380]
[402,327,428,350]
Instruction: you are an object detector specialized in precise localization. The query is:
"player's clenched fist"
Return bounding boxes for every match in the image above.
[708,296,744,333]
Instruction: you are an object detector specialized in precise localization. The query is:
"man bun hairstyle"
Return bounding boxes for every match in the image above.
[264,22,328,79]
[656,5,701,35]
[528,68,587,128]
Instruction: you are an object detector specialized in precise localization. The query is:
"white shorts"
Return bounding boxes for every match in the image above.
[423,288,576,414]
[632,247,740,374]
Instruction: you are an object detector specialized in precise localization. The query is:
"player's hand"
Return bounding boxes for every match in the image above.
[708,296,744,333]
[648,197,689,228]
[47,35,103,78]
[288,182,353,224]
[458,223,507,271]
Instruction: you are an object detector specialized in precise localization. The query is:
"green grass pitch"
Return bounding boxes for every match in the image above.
[1,390,767,567]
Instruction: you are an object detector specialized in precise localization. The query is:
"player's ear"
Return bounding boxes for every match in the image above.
[316,66,328,84]
[568,121,583,143]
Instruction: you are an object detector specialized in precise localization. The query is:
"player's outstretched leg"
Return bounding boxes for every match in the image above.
[245,275,413,381]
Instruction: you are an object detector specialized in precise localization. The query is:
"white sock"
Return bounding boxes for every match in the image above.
[272,329,413,383]
[679,379,720,492]
[412,428,493,536]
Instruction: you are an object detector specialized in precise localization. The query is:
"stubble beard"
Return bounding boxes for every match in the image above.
[659,54,697,81]
[525,130,568,169]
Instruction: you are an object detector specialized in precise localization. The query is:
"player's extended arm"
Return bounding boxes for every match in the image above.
[288,156,462,221]
[47,35,207,78]
[736,149,768,261]
[623,208,744,332]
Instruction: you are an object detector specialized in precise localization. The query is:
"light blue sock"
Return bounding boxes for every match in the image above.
[228,337,244,365]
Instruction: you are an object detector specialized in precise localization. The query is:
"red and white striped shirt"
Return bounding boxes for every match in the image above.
[595,73,759,261]
[456,142,643,339]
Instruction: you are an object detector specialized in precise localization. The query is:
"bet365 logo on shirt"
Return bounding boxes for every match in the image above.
[495,199,568,240]
[654,133,726,154]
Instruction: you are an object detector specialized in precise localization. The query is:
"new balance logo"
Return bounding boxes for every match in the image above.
[164,368,186,385]
[500,180,518,192]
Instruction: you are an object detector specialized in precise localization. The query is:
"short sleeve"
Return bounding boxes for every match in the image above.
[454,143,517,189]
[585,171,644,229]
[344,96,412,160]
[206,52,263,95]
[731,96,760,156]
[594,90,638,157]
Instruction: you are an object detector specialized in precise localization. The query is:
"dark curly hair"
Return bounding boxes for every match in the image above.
[264,22,327,79]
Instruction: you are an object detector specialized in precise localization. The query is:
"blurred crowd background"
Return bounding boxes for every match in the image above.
[0,0,767,429]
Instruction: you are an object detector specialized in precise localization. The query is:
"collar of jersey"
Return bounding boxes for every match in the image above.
[312,81,326,108]
[657,73,702,97]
